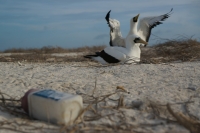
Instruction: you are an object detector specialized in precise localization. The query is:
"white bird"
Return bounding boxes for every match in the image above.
[105,9,173,47]
[105,10,125,47]
[129,8,173,45]
[84,35,148,64]
[84,9,172,64]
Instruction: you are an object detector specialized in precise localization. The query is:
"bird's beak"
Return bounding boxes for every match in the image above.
[136,38,148,46]
[134,14,140,22]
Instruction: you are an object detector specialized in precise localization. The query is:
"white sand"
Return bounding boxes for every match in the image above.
[0,61,200,133]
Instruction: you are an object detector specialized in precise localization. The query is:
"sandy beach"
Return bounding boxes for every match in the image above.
[0,61,200,133]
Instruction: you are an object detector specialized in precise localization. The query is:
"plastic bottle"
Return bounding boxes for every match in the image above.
[21,89,83,125]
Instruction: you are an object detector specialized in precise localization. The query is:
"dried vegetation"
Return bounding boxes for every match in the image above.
[141,39,200,63]
[0,39,200,63]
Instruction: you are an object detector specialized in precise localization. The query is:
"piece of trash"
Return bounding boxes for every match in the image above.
[21,89,83,125]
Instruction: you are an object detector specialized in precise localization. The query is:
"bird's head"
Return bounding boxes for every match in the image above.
[133,37,148,46]
[129,14,140,31]
[132,14,140,23]
[110,19,120,29]
[126,35,148,46]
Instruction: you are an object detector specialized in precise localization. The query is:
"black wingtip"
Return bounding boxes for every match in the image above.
[159,8,174,21]
[167,8,174,16]
[105,10,111,23]
[105,10,114,32]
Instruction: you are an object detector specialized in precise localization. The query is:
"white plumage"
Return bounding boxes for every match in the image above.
[84,35,147,64]
[84,9,172,64]
[105,10,125,47]
[129,8,173,44]
[105,9,173,47]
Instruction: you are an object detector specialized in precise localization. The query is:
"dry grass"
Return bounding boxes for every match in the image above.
[2,45,106,54]
[0,39,200,63]
[141,39,200,63]
[0,45,105,63]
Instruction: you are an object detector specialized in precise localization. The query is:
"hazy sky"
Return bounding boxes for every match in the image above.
[0,0,199,51]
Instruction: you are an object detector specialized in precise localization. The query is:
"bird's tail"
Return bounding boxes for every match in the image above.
[83,54,98,59]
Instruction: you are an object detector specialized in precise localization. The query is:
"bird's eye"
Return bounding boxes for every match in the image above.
[134,38,140,43]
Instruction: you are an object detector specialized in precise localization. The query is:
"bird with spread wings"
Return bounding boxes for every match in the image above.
[105,9,173,47]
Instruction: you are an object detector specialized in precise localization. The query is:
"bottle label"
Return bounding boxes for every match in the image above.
[33,89,72,101]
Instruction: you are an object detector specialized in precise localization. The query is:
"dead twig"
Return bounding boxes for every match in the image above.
[167,103,200,133]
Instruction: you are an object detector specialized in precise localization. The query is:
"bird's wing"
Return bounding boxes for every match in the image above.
[105,10,113,31]
[105,10,125,47]
[104,47,127,61]
[137,8,173,42]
